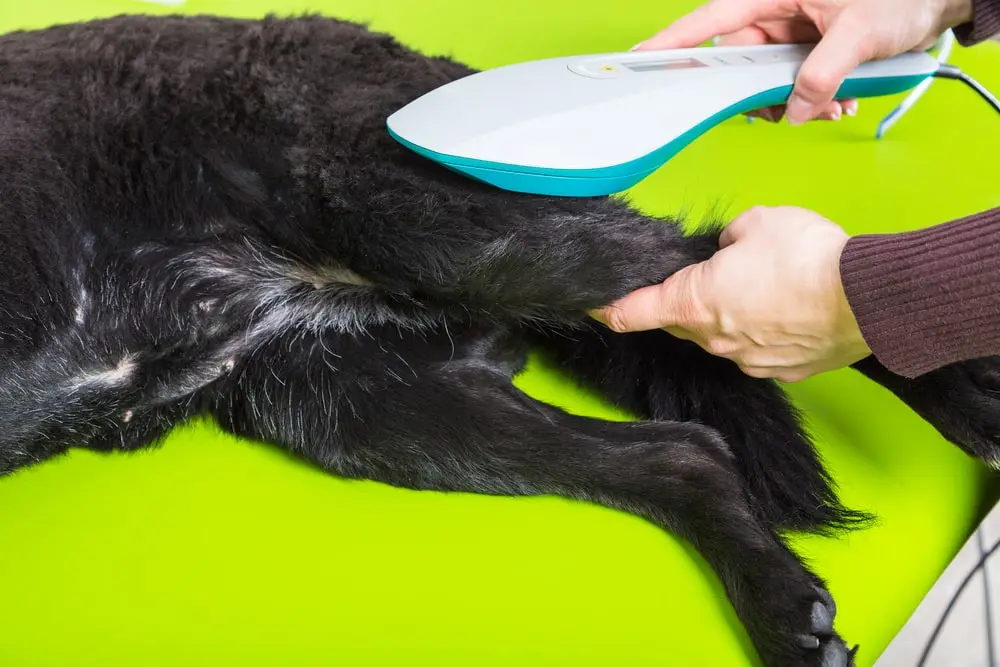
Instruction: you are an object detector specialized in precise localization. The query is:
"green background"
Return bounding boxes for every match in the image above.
[0,1,999,665]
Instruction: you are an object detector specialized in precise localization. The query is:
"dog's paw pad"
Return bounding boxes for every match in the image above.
[820,639,850,667]
[763,584,855,667]
[815,585,837,617]
[810,600,833,637]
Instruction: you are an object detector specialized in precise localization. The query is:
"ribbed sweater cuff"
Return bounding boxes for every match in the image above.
[839,208,1000,378]
[953,0,1000,45]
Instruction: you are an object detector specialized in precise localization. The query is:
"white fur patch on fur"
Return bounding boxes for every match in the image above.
[73,288,88,325]
[72,265,91,326]
[66,356,137,393]
[171,242,435,347]
[10,241,440,423]
[286,264,375,289]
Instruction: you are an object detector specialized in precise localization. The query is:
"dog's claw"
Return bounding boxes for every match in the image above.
[797,633,821,649]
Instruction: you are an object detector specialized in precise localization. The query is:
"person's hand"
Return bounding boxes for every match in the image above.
[633,0,974,125]
[591,206,872,382]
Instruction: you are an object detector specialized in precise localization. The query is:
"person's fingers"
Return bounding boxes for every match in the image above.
[733,344,818,369]
[738,364,816,382]
[785,15,876,125]
[773,368,816,383]
[755,102,844,121]
[747,97,851,122]
[738,364,782,379]
[715,25,770,46]
[662,325,697,342]
[743,16,822,44]
[634,0,784,51]
[718,207,766,248]
[816,102,844,120]
[718,222,740,249]
[747,104,785,122]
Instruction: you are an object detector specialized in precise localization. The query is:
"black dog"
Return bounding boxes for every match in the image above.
[2,13,998,666]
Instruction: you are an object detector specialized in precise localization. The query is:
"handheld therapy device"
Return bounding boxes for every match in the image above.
[386,43,941,197]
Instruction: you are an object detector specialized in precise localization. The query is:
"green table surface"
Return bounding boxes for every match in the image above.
[1,1,999,665]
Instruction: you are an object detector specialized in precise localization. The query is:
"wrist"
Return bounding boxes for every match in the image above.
[831,235,871,358]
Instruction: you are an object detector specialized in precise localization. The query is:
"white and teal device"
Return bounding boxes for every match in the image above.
[386,43,939,197]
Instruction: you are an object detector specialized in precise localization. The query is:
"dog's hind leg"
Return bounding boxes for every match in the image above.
[530,321,872,535]
[207,325,854,667]
[0,240,240,475]
[0,332,147,474]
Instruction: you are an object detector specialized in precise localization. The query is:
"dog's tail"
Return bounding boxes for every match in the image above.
[675,358,876,534]
[532,319,874,535]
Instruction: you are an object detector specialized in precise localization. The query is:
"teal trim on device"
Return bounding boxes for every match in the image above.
[388,73,930,197]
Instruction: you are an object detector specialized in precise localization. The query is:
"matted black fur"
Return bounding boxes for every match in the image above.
[2,13,999,667]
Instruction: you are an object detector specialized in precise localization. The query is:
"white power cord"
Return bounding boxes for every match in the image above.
[876,29,956,138]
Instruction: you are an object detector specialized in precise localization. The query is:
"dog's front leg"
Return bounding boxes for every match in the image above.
[206,324,854,667]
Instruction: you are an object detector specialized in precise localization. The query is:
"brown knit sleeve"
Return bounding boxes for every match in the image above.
[839,208,1000,378]
[952,0,1000,45]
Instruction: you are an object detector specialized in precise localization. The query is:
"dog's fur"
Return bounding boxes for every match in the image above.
[3,13,1000,666]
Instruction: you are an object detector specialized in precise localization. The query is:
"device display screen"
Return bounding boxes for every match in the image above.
[624,57,707,72]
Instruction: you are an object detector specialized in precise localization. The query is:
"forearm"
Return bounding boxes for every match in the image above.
[953,0,1000,44]
[839,207,1000,378]
[836,0,999,377]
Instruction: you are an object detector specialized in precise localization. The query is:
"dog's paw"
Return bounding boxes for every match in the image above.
[907,357,1000,464]
[855,355,1000,465]
[752,582,856,667]
[793,592,854,667]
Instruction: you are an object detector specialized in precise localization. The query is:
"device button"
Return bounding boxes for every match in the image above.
[567,61,622,79]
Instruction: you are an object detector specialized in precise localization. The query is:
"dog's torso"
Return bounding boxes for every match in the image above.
[0,16,574,437]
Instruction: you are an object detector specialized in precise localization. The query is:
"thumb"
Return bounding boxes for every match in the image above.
[591,266,698,333]
[785,16,874,125]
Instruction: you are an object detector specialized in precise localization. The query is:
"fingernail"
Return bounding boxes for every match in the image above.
[588,309,608,325]
[629,42,645,51]
[785,94,811,126]
[844,100,859,117]
[829,106,842,121]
